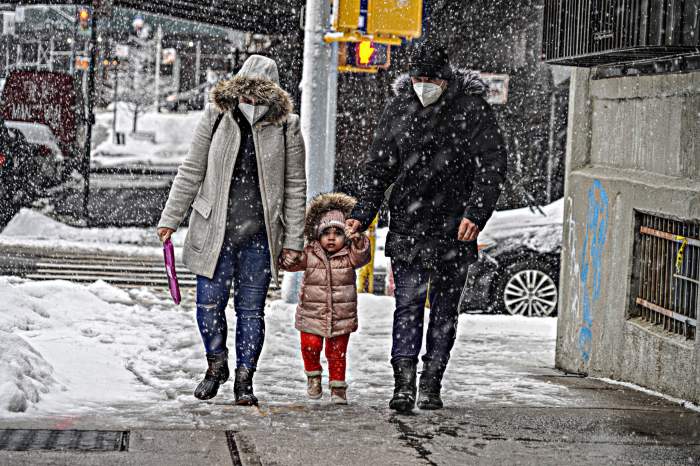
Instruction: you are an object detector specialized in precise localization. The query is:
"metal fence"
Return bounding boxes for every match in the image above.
[543,0,700,66]
[632,212,698,340]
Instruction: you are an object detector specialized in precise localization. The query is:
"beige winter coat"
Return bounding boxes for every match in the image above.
[287,238,371,338]
[158,55,306,283]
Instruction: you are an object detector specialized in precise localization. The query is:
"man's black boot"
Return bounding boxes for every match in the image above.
[417,361,445,410]
[234,367,258,406]
[389,358,417,413]
[194,350,229,400]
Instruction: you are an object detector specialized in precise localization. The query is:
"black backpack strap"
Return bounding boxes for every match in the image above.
[282,120,288,153]
[211,112,224,138]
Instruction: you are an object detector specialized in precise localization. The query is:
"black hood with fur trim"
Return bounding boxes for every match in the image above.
[304,192,356,243]
[391,67,489,98]
[210,76,293,126]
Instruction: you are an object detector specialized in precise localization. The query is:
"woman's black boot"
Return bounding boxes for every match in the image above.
[417,361,445,410]
[234,367,258,406]
[389,358,417,413]
[194,350,230,400]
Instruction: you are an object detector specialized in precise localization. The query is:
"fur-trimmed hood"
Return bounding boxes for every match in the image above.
[211,55,293,125]
[304,192,356,242]
[392,67,489,98]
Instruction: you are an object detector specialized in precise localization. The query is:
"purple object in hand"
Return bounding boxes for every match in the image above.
[163,238,181,304]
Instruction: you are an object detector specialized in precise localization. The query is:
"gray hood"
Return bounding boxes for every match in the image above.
[210,54,293,125]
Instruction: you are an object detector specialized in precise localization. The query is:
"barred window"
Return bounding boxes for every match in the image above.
[631,212,697,340]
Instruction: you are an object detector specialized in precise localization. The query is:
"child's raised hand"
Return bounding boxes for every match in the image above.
[350,232,365,248]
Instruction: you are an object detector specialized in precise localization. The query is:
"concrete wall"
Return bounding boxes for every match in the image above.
[556,69,700,403]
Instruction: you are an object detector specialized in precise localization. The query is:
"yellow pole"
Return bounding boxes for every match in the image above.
[357,215,378,293]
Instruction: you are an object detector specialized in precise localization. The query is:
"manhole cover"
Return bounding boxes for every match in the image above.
[0,429,129,452]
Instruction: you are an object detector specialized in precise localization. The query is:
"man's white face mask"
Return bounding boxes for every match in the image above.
[239,102,269,124]
[412,82,445,107]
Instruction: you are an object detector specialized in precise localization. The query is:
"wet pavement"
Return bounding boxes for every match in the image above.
[1,364,699,465]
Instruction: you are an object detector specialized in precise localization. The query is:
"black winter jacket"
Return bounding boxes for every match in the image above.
[350,69,508,267]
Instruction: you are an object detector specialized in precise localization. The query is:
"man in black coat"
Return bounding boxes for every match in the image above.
[346,43,508,412]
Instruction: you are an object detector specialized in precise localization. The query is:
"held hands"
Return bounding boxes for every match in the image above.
[157,227,175,243]
[345,219,361,237]
[348,231,365,248]
[457,218,479,242]
[279,248,302,269]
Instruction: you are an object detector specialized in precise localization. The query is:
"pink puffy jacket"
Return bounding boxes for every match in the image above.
[286,236,371,338]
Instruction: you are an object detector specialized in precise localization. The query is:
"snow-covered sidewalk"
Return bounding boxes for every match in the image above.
[0,276,562,421]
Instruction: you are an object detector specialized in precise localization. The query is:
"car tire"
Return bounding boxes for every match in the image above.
[493,255,559,317]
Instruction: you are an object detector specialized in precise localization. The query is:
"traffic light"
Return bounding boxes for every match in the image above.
[78,8,91,34]
[357,40,375,66]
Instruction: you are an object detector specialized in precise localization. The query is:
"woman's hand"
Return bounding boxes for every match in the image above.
[280,248,302,269]
[157,227,175,243]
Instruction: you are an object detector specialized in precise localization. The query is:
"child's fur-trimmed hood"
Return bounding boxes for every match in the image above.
[304,192,356,242]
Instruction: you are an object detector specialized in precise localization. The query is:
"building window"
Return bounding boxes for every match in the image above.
[631,212,697,340]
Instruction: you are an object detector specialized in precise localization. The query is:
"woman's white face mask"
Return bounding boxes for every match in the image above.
[239,102,269,124]
[412,82,445,107]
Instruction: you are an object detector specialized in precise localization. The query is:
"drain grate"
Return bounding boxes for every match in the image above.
[0,429,129,452]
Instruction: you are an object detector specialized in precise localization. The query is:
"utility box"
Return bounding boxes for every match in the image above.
[367,0,423,39]
[542,0,700,66]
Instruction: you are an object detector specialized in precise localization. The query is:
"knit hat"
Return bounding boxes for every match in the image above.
[316,210,346,239]
[409,42,453,80]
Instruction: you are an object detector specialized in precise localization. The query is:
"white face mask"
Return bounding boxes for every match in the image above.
[413,82,444,107]
[239,102,269,124]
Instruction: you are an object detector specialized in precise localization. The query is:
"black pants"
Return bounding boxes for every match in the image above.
[391,258,469,370]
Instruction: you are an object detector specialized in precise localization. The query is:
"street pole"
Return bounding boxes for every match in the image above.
[82,8,98,223]
[194,39,201,87]
[281,0,338,303]
[112,65,118,143]
[154,25,162,113]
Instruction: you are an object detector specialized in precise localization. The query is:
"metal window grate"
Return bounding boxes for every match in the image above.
[542,0,700,66]
[632,212,698,340]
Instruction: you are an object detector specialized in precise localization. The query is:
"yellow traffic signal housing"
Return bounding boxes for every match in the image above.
[367,0,423,39]
[333,0,361,32]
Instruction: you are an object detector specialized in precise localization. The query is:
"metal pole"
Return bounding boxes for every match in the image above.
[282,0,337,303]
[154,25,162,112]
[112,65,118,143]
[69,6,77,74]
[82,8,98,222]
[546,91,557,204]
[194,39,201,87]
[300,0,335,198]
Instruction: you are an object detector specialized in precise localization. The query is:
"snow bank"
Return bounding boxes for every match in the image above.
[2,208,186,247]
[1,277,562,419]
[92,104,202,167]
[0,332,58,413]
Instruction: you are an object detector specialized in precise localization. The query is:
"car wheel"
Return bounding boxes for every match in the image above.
[495,257,559,317]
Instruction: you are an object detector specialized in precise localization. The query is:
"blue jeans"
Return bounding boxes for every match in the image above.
[391,258,469,370]
[196,231,271,369]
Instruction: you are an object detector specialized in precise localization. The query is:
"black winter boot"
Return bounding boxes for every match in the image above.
[389,358,417,413]
[417,361,445,410]
[234,367,258,406]
[194,350,229,400]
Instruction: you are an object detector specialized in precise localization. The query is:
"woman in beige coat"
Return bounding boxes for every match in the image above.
[157,55,306,405]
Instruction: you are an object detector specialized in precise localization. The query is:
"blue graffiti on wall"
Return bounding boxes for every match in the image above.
[578,180,609,363]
